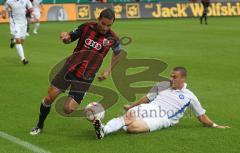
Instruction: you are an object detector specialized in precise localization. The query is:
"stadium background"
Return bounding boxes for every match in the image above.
[0,0,240,153]
[1,0,240,23]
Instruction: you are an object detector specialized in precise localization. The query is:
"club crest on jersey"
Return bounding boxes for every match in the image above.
[85,38,102,50]
[179,94,185,100]
[103,38,110,47]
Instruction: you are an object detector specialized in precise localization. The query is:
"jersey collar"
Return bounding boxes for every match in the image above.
[173,83,187,92]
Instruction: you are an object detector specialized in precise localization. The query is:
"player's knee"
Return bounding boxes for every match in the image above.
[15,39,21,44]
[44,95,54,105]
[123,111,136,125]
[127,123,140,133]
[123,115,135,125]
[63,104,75,114]
[127,122,149,133]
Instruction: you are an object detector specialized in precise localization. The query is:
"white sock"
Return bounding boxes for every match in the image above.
[34,22,40,32]
[15,44,25,61]
[103,117,125,135]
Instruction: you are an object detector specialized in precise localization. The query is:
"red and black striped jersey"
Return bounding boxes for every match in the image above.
[66,22,121,80]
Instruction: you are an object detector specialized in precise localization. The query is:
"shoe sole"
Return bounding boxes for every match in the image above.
[93,120,103,139]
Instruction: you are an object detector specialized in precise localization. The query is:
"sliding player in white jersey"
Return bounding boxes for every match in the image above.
[2,0,33,65]
[93,67,230,139]
[31,0,42,34]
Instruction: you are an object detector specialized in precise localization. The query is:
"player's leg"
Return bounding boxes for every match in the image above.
[93,107,137,139]
[30,85,62,135]
[204,2,210,24]
[15,38,28,64]
[30,65,71,135]
[200,1,206,24]
[10,20,15,48]
[63,97,79,114]
[38,86,62,126]
[13,23,29,65]
[33,12,41,34]
[94,103,173,139]
[26,11,31,36]
[26,17,31,36]
[126,120,150,133]
[10,35,15,48]
[63,77,94,114]
[127,116,172,133]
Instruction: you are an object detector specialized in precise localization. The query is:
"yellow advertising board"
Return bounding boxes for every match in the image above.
[1,2,240,23]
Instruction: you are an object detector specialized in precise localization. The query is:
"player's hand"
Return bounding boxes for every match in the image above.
[2,14,6,19]
[123,105,132,111]
[214,125,230,129]
[97,69,110,81]
[60,32,71,44]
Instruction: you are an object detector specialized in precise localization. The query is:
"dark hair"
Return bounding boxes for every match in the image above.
[173,66,187,77]
[99,8,115,22]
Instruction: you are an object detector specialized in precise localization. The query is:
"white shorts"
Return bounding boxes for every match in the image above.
[32,10,41,20]
[128,103,173,132]
[11,23,27,39]
[10,21,15,35]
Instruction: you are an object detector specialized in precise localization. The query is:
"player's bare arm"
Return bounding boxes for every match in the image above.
[98,52,123,81]
[2,4,10,19]
[60,32,71,44]
[123,96,150,111]
[197,114,230,129]
[28,7,33,13]
[2,10,7,19]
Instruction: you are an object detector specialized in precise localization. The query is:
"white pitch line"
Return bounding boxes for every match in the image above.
[0,131,51,153]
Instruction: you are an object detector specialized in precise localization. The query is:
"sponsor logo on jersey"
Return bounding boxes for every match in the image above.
[103,38,110,47]
[85,38,102,50]
[179,94,185,100]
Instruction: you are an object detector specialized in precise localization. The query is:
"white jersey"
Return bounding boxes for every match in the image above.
[6,0,32,24]
[147,81,206,124]
[32,0,42,12]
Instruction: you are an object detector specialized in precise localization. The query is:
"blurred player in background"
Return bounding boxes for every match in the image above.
[31,0,43,34]
[3,0,15,48]
[200,0,210,24]
[26,6,32,36]
[30,8,123,135]
[2,0,33,65]
[93,67,230,139]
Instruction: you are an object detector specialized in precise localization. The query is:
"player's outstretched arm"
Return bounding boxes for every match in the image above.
[97,51,123,81]
[60,32,71,44]
[197,114,230,129]
[2,10,7,19]
[2,3,9,19]
[123,96,150,111]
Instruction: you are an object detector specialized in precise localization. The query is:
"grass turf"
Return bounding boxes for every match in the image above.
[0,17,240,153]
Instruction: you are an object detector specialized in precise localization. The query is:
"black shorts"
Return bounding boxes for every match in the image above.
[51,63,94,103]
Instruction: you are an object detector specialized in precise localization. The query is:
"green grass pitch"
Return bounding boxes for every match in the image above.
[0,17,240,153]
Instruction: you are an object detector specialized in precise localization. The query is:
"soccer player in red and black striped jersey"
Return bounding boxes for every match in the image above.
[30,8,123,135]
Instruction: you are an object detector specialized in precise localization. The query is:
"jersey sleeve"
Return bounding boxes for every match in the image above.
[146,81,170,102]
[189,92,206,117]
[69,24,85,42]
[111,40,121,55]
[146,83,159,102]
[109,31,121,55]
[26,0,33,9]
